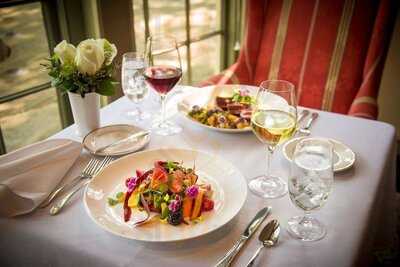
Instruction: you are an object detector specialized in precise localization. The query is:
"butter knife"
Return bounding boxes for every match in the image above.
[215,206,272,267]
[94,130,149,154]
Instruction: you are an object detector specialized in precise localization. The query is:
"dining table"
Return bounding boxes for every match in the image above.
[0,85,397,267]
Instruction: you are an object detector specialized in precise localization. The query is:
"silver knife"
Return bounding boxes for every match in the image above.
[94,130,150,154]
[215,206,272,267]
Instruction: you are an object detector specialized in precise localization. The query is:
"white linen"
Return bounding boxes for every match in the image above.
[0,139,82,217]
[0,85,397,267]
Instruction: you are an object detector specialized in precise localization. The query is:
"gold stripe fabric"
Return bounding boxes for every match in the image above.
[359,52,383,90]
[352,96,377,106]
[222,69,240,84]
[298,0,320,99]
[268,0,293,80]
[321,0,355,111]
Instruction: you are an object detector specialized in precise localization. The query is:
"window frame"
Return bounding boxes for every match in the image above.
[137,0,228,85]
[0,0,86,154]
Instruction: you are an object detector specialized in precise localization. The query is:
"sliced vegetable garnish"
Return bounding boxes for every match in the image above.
[108,161,214,226]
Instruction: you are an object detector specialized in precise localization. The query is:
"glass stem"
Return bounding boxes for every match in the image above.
[299,211,313,227]
[265,145,275,177]
[160,94,166,125]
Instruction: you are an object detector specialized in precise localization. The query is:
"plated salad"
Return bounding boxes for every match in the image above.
[188,89,254,129]
[108,161,214,226]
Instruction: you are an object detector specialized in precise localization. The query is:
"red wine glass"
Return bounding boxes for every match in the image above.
[144,35,182,136]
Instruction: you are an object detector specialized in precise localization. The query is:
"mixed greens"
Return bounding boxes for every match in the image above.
[108,161,214,226]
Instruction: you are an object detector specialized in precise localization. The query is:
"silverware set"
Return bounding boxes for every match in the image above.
[215,207,271,267]
[40,156,114,215]
[246,219,280,267]
[215,207,281,267]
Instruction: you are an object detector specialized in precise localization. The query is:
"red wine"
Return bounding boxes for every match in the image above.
[144,65,182,94]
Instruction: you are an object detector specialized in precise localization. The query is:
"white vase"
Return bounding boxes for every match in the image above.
[68,92,100,137]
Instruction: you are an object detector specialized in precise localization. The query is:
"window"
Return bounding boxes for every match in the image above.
[0,1,62,153]
[132,0,223,85]
[0,0,241,154]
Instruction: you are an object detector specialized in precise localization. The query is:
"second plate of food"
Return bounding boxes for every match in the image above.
[178,84,258,133]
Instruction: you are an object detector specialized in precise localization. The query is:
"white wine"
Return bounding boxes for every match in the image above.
[251,109,296,146]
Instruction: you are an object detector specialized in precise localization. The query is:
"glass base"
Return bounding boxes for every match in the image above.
[151,120,182,136]
[287,215,326,241]
[123,108,150,121]
[248,175,288,199]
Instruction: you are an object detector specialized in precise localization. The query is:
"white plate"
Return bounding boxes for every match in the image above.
[84,148,247,242]
[282,137,356,172]
[178,84,259,133]
[83,124,150,156]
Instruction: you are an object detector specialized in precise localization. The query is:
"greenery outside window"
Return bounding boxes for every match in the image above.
[132,0,223,85]
[0,1,61,153]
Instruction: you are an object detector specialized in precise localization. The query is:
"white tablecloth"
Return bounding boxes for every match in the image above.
[0,86,397,267]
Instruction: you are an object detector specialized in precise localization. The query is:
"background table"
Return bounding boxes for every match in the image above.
[0,86,397,267]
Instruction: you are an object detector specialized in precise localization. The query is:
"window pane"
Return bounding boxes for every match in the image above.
[132,0,146,53]
[190,0,220,37]
[132,1,186,52]
[191,35,221,84]
[0,88,62,152]
[179,45,189,84]
[148,1,186,42]
[0,2,50,97]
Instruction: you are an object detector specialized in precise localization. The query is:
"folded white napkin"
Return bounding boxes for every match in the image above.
[0,139,82,217]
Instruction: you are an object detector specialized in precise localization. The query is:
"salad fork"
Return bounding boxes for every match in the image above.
[49,156,113,215]
[40,158,99,208]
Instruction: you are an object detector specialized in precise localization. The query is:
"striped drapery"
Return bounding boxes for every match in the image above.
[199,0,397,119]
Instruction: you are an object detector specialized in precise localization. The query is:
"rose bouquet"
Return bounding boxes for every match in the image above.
[45,39,118,97]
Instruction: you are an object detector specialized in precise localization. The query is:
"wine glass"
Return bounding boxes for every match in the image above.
[249,80,297,198]
[144,35,182,136]
[121,52,150,121]
[287,137,334,241]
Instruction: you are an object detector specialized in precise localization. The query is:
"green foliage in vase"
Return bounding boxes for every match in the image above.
[43,39,118,97]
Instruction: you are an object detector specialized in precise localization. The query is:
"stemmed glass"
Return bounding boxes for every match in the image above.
[287,138,334,241]
[121,52,150,121]
[249,80,297,198]
[144,35,182,136]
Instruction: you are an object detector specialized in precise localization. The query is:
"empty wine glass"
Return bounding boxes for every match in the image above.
[249,80,297,198]
[144,35,182,136]
[121,52,150,121]
[287,137,334,241]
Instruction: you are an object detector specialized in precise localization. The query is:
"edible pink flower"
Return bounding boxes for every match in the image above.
[126,177,137,192]
[168,198,181,212]
[186,185,199,198]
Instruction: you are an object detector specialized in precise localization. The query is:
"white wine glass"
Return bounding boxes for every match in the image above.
[287,137,334,241]
[121,52,150,121]
[144,35,182,136]
[249,80,297,198]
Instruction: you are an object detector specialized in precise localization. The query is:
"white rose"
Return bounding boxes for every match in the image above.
[54,40,76,65]
[75,39,105,75]
[97,38,117,65]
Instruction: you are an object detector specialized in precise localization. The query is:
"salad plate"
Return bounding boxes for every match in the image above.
[177,84,258,133]
[84,148,247,242]
[282,137,356,172]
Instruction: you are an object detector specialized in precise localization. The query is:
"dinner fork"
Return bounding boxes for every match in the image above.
[49,156,113,215]
[39,158,99,208]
